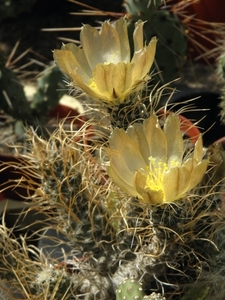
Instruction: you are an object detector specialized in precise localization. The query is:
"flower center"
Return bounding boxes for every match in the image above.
[145,157,168,192]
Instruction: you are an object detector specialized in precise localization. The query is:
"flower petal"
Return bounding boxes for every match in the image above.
[80,25,102,69]
[113,18,130,62]
[164,113,184,166]
[188,160,208,190]
[106,149,141,198]
[81,21,123,69]
[61,43,92,78]
[143,114,167,163]
[133,20,145,52]
[163,166,190,201]
[92,62,136,103]
[135,170,164,204]
[127,123,150,164]
[106,149,135,186]
[107,166,138,197]
[193,136,204,162]
[53,48,91,86]
[53,50,77,77]
[69,73,105,99]
[108,128,146,171]
[131,37,157,80]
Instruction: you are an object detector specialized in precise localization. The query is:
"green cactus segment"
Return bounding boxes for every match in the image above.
[116,278,166,300]
[0,62,65,137]
[181,285,210,300]
[116,278,145,300]
[30,65,65,116]
[0,67,33,121]
[144,10,187,83]
[124,0,187,83]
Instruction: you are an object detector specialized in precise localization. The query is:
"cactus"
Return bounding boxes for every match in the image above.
[116,278,166,300]
[30,64,65,117]
[181,285,210,300]
[21,124,118,298]
[0,66,34,123]
[26,124,116,255]
[116,278,145,300]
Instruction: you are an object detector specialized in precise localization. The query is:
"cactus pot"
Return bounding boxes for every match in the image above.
[187,0,225,23]
[170,0,225,22]
[48,103,85,129]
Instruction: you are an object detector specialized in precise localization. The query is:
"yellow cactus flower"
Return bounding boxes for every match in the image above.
[53,18,157,105]
[105,113,208,204]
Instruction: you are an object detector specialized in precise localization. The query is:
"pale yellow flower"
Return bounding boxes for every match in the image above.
[53,18,157,104]
[105,113,208,204]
